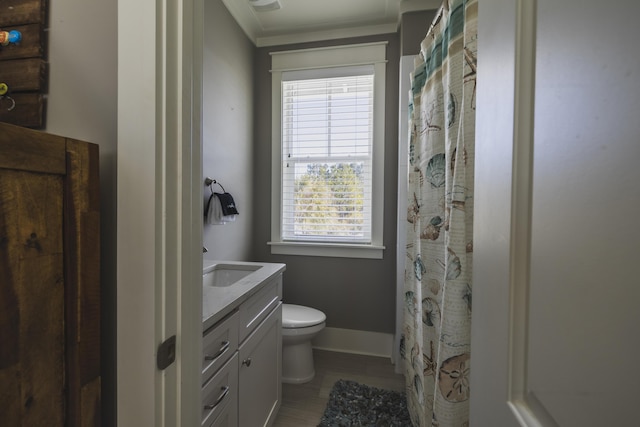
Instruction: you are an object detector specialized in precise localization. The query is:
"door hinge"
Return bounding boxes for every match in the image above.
[157,335,176,370]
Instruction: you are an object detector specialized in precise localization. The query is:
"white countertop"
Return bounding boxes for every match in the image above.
[202,259,286,331]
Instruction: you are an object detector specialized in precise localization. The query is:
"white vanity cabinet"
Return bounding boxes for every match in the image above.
[202,272,283,427]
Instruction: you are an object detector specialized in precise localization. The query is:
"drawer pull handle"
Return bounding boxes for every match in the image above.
[205,340,230,361]
[242,358,252,367]
[204,386,230,411]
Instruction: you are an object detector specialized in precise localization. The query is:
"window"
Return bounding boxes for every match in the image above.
[282,69,373,243]
[269,43,387,258]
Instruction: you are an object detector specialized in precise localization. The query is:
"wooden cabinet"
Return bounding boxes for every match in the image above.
[0,123,101,426]
[201,274,282,427]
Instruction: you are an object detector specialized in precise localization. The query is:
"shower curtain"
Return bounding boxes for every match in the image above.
[401,0,477,426]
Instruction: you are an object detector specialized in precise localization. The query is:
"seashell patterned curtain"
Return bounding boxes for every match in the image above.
[402,0,477,425]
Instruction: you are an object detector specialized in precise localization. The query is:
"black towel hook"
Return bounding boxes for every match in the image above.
[204,177,226,193]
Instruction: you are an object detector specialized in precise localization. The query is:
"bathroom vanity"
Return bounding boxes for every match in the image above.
[202,260,285,427]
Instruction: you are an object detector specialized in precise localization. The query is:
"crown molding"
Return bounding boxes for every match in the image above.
[256,23,398,47]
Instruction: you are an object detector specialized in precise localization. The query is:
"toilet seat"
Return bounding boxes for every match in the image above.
[282,304,326,328]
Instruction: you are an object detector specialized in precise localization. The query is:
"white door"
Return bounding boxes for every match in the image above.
[471,1,640,426]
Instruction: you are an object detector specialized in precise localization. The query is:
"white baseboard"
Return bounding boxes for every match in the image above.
[311,327,394,358]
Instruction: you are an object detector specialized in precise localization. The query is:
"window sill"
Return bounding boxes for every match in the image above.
[267,241,385,259]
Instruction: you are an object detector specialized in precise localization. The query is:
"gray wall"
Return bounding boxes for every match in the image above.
[202,0,256,261]
[400,10,438,56]
[252,34,400,334]
[45,1,118,425]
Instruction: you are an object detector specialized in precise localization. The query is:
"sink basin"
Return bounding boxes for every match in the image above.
[203,264,262,287]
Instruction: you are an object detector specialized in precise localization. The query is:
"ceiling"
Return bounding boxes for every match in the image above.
[221,0,442,47]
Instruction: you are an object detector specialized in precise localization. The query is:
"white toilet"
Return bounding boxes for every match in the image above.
[281,303,326,384]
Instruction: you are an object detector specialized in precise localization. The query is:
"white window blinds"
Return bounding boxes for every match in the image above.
[281,66,374,243]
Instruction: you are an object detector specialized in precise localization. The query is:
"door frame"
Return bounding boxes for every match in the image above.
[117,0,203,424]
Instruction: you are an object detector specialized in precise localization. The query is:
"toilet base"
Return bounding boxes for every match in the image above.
[282,339,316,384]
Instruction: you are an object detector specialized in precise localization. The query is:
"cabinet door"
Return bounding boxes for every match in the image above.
[0,141,65,425]
[0,123,100,426]
[238,304,282,427]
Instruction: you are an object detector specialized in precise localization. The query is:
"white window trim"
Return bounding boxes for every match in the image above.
[269,42,387,259]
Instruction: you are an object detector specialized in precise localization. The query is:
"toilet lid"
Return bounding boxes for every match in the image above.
[282,304,326,328]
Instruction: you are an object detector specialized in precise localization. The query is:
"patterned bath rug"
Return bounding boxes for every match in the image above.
[318,379,412,427]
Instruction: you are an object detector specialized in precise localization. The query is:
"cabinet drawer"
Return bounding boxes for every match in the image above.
[202,352,238,427]
[203,311,239,384]
[208,400,238,427]
[238,275,282,342]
